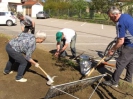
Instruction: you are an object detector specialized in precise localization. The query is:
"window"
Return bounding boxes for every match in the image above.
[39,12,42,14]
[0,12,5,16]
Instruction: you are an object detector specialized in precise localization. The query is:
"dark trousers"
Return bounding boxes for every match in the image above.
[60,33,77,57]
[112,46,133,84]
[24,26,35,34]
[4,43,28,80]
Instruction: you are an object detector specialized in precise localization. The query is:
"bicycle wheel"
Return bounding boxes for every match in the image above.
[103,40,116,62]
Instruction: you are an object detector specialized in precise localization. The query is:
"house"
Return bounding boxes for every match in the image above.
[19,0,44,17]
[0,0,44,17]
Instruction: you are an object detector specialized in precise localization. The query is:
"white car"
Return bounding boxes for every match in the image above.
[0,11,17,26]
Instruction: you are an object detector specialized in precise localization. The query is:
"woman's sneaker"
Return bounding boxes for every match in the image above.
[16,78,27,82]
[3,71,13,75]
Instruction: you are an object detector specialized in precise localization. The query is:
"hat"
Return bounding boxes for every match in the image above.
[56,31,62,42]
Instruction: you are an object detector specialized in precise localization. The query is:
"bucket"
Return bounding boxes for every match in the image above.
[80,55,92,75]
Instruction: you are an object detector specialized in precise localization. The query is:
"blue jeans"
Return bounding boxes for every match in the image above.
[4,43,28,80]
[60,33,77,57]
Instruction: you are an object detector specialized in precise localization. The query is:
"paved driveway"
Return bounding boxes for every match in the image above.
[0,18,116,60]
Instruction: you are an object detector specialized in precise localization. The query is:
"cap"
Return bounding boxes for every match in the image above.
[56,31,62,42]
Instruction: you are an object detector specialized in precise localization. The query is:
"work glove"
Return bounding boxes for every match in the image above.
[35,63,39,68]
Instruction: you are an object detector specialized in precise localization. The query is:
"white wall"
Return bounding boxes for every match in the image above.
[0,0,21,11]
[32,4,43,17]
[23,6,26,16]
[17,5,23,12]
[0,2,8,11]
[2,0,21,3]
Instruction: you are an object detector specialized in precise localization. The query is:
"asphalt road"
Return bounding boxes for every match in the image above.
[0,18,116,60]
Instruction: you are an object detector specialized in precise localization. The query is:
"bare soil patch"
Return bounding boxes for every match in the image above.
[0,35,133,99]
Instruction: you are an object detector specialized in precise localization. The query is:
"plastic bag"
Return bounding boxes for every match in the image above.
[80,55,92,75]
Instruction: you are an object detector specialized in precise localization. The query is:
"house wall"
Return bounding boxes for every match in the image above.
[17,5,23,12]
[2,0,21,3]
[0,0,21,11]
[32,4,43,17]
[0,2,8,11]
[23,6,26,15]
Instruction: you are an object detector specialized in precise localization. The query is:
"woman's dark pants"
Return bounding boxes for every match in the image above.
[4,43,27,80]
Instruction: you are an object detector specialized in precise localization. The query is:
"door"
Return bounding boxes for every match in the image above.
[0,12,6,24]
[26,6,32,16]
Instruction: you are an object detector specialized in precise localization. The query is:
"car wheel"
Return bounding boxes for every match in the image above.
[6,20,13,26]
[36,17,38,19]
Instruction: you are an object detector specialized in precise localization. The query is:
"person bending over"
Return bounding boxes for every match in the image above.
[3,31,46,82]
[54,28,77,59]
[17,13,35,34]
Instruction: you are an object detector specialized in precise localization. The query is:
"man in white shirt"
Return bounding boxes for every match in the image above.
[55,28,77,59]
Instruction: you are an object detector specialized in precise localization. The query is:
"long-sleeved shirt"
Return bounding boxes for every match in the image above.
[9,33,36,61]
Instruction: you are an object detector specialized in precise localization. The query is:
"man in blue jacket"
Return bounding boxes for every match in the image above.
[103,6,133,87]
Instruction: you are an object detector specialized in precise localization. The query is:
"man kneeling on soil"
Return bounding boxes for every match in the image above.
[3,31,46,82]
[54,28,77,59]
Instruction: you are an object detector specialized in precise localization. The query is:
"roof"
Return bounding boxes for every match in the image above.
[9,0,44,6]
[22,0,43,6]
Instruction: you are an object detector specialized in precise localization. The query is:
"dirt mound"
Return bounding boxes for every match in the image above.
[0,35,133,99]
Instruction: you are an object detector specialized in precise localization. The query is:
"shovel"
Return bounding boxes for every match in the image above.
[38,66,56,85]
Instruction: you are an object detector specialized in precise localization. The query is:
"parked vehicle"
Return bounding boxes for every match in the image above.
[0,11,17,26]
[36,11,49,19]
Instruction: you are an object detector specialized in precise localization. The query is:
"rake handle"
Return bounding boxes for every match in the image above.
[87,68,95,77]
[87,56,106,77]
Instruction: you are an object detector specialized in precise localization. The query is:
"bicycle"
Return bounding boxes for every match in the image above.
[103,37,123,62]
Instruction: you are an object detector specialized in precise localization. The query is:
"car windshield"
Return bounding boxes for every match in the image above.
[39,11,46,14]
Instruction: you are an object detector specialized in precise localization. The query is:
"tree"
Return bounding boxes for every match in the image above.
[120,1,133,16]
[87,0,118,19]
[44,0,71,10]
[70,0,88,18]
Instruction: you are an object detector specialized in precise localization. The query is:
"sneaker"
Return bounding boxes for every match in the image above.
[16,78,27,82]
[123,78,132,83]
[102,80,118,87]
[3,71,13,75]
